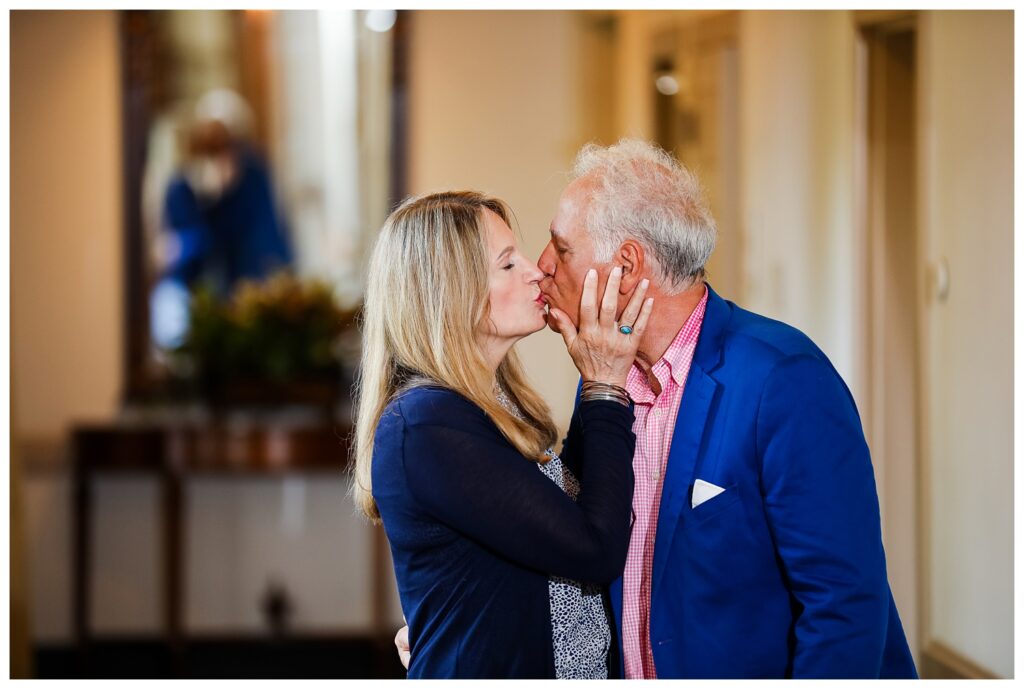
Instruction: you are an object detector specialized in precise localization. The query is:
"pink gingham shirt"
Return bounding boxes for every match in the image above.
[621,285,708,679]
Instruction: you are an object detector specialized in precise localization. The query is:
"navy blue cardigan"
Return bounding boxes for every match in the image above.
[371,386,636,678]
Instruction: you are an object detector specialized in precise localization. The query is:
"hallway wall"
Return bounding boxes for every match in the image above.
[12,10,123,439]
[407,10,616,433]
[917,10,1013,678]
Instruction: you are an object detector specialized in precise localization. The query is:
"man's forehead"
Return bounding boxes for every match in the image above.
[549,215,578,243]
[552,182,593,238]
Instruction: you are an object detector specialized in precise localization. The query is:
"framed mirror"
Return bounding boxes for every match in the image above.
[119,9,407,406]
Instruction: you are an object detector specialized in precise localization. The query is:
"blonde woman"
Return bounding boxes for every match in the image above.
[352,191,653,678]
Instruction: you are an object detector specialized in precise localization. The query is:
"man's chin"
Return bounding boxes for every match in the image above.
[539,310,561,333]
[537,312,555,334]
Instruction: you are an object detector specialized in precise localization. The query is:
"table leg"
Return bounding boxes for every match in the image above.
[72,451,91,677]
[163,469,185,676]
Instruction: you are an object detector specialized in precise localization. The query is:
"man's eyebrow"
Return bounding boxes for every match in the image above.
[548,226,565,242]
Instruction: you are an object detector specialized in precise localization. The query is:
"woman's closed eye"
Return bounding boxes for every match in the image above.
[502,262,515,270]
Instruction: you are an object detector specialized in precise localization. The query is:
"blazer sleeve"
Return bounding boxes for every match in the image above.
[400,396,635,584]
[755,354,890,678]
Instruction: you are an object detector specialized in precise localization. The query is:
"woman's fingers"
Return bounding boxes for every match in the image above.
[560,265,655,386]
[631,297,655,338]
[578,269,598,330]
[600,266,622,326]
[618,278,650,329]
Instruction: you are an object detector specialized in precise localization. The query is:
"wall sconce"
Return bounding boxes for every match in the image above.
[654,58,679,96]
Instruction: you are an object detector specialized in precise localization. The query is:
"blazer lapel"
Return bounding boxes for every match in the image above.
[651,284,729,596]
[610,575,623,629]
[651,365,717,596]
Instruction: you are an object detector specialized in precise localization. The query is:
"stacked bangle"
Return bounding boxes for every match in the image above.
[580,380,632,408]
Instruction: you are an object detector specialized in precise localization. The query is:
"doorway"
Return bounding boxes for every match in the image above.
[651,12,741,300]
[857,12,920,664]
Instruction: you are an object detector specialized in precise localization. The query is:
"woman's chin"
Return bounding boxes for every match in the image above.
[516,312,548,338]
[531,311,551,335]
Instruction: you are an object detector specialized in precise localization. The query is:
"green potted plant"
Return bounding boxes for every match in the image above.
[175,273,359,409]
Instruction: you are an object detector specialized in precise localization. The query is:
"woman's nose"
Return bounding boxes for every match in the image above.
[524,259,545,283]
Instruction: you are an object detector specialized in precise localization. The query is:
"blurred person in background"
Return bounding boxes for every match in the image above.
[352,191,655,678]
[150,89,293,348]
[397,140,918,679]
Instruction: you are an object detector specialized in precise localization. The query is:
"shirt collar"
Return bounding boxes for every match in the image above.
[625,284,709,402]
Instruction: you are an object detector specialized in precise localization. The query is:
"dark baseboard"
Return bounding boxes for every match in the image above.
[920,640,999,679]
[33,634,408,679]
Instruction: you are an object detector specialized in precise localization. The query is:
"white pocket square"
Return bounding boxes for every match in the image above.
[691,479,726,509]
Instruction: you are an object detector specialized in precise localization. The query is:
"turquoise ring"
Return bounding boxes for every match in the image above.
[619,325,633,335]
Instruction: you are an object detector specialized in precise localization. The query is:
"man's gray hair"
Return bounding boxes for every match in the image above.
[571,138,717,294]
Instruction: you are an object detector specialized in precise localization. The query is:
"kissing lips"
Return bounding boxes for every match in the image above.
[535,293,550,312]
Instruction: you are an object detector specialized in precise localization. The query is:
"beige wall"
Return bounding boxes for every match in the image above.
[918,10,1013,678]
[12,10,124,440]
[12,9,123,643]
[408,10,614,431]
[738,11,861,396]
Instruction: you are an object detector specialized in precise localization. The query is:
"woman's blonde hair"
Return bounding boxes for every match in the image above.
[351,191,559,523]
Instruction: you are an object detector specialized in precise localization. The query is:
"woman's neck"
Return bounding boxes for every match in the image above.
[479,334,516,377]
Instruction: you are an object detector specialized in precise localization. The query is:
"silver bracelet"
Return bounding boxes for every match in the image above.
[581,381,631,401]
[580,392,631,408]
[580,381,632,407]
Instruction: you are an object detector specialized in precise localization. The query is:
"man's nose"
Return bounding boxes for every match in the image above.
[537,244,555,280]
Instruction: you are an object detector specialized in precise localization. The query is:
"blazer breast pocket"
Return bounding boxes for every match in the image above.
[689,482,740,523]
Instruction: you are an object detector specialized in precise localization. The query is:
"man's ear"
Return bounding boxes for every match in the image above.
[616,240,645,294]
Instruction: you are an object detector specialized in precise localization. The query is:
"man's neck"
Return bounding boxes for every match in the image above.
[632,279,706,395]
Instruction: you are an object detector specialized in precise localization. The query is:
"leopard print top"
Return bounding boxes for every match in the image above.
[495,386,611,680]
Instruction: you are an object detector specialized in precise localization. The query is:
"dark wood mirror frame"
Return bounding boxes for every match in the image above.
[119,9,409,404]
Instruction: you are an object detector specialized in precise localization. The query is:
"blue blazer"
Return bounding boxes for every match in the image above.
[600,285,917,678]
[372,386,636,678]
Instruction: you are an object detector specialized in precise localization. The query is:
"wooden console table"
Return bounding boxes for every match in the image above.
[70,417,391,677]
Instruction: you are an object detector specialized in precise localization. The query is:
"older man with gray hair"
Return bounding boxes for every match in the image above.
[539,138,915,679]
[396,139,917,678]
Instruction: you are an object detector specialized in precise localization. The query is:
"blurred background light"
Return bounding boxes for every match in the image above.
[655,73,679,96]
[365,9,396,33]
